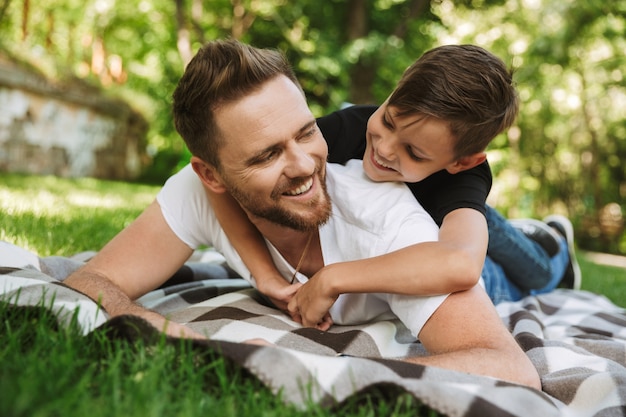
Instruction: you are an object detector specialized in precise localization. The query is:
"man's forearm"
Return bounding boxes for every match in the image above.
[64,269,140,317]
[403,345,541,389]
[64,269,205,339]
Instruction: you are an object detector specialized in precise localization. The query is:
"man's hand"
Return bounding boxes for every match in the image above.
[287,271,336,331]
[255,274,303,320]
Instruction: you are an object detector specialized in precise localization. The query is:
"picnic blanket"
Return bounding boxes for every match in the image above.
[2,247,626,417]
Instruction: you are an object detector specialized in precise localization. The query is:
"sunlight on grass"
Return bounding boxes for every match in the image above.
[1,188,153,216]
[1,173,159,256]
[579,254,626,307]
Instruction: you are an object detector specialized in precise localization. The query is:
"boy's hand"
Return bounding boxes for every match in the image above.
[287,274,336,331]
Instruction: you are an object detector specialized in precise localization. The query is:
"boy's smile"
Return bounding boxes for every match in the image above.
[362,101,461,183]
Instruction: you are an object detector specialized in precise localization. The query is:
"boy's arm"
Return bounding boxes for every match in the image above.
[289,208,488,327]
[206,190,301,313]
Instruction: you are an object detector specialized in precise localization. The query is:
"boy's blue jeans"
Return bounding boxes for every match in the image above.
[482,205,569,304]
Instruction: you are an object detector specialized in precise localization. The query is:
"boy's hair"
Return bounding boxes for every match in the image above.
[172,39,300,168]
[388,44,518,159]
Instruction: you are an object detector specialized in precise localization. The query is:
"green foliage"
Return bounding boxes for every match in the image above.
[0,0,624,253]
[438,1,626,254]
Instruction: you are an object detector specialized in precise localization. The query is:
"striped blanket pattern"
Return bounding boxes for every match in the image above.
[2,260,626,417]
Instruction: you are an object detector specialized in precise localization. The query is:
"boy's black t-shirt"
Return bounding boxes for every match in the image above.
[316,105,492,226]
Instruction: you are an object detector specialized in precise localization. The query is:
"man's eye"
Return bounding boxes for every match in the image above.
[253,149,279,164]
[300,126,317,139]
[263,150,279,161]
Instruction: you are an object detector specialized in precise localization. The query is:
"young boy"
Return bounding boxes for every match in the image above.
[204,44,579,326]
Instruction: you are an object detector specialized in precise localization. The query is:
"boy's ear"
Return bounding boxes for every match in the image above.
[445,152,487,174]
[190,156,227,193]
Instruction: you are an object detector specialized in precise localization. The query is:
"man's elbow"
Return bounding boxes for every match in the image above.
[446,250,483,291]
[509,353,542,390]
[522,368,542,391]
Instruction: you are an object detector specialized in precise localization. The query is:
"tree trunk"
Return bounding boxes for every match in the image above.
[21,0,29,41]
[174,0,193,67]
[346,0,374,104]
[346,0,431,104]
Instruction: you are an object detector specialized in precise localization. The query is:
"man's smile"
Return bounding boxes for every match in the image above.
[283,177,314,196]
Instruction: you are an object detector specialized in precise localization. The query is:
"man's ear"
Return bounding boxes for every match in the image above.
[445,152,487,174]
[190,156,227,193]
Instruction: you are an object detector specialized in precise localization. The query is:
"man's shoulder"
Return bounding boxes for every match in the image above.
[157,164,210,237]
[322,161,438,262]
[163,163,199,185]
[159,164,205,199]
[318,105,378,164]
[326,160,410,200]
[326,161,434,230]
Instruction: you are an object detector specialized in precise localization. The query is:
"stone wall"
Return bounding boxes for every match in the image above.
[0,56,148,180]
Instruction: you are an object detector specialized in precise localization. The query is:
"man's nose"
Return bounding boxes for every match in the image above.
[284,143,315,177]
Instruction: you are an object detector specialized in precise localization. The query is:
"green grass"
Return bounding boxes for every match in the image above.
[1,173,625,416]
[579,254,626,307]
[0,173,157,256]
[0,304,434,417]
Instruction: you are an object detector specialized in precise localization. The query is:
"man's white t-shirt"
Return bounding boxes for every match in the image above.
[156,160,448,337]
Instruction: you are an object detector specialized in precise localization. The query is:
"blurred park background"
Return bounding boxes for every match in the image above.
[0,0,624,255]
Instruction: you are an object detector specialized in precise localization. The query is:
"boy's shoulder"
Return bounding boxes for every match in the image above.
[407,160,493,225]
[422,160,492,189]
[318,105,377,164]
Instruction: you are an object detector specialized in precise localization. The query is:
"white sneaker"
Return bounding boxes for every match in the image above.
[543,215,582,290]
[509,218,561,257]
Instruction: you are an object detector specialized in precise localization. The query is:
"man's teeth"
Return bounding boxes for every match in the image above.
[285,178,313,196]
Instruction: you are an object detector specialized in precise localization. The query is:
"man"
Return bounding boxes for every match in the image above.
[64,39,540,389]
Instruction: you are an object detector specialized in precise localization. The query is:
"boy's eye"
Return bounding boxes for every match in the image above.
[382,114,393,129]
[407,146,425,161]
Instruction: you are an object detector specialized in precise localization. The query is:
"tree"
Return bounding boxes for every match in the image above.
[1,0,623,252]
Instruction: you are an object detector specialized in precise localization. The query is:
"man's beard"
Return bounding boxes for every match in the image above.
[224,168,332,232]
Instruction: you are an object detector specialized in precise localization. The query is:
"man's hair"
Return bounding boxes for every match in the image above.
[172,39,300,167]
[388,44,519,158]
